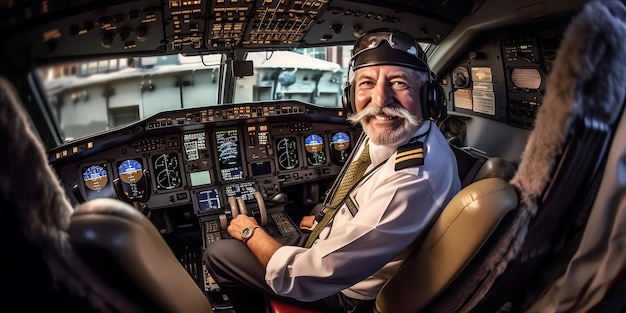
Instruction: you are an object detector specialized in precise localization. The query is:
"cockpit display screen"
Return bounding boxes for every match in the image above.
[190,170,212,186]
[224,181,256,201]
[183,132,208,161]
[81,163,116,200]
[330,131,351,165]
[216,129,244,182]
[304,133,326,166]
[275,136,299,171]
[250,161,272,176]
[152,152,182,190]
[197,188,221,212]
[117,158,148,200]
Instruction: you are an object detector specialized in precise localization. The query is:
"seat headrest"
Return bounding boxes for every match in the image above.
[69,198,212,313]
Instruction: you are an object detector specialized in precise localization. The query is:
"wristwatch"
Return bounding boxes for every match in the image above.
[241,225,261,244]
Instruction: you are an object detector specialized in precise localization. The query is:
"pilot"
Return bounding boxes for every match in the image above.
[203,29,461,313]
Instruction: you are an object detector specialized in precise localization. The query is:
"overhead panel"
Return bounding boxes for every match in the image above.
[0,0,166,61]
[206,0,254,50]
[0,0,484,63]
[165,0,207,52]
[206,0,330,51]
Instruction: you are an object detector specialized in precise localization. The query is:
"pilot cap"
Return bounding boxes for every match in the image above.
[351,40,429,72]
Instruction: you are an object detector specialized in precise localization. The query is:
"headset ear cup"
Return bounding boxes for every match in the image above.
[342,84,355,115]
[420,82,446,121]
[431,83,447,121]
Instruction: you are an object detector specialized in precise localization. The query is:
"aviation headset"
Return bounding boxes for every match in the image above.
[342,29,446,121]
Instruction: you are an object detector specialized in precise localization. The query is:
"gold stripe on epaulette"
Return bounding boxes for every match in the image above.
[395,144,425,170]
[396,153,424,163]
[396,148,424,159]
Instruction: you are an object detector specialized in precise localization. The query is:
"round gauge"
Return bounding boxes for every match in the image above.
[331,132,350,151]
[452,66,470,88]
[153,153,182,190]
[330,132,351,165]
[305,134,326,166]
[511,68,542,89]
[82,164,109,191]
[118,159,143,184]
[304,134,324,153]
[276,137,299,170]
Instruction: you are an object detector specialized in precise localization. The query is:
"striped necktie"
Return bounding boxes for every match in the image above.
[304,143,371,248]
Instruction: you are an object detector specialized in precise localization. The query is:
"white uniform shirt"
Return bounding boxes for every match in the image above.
[265,121,461,301]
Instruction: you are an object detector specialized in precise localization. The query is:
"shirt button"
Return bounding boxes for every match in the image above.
[341,208,345,214]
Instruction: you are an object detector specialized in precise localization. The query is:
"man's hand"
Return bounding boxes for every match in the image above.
[228,214,283,267]
[299,215,315,231]
[227,215,259,241]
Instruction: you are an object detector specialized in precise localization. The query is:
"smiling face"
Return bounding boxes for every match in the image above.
[348,65,425,146]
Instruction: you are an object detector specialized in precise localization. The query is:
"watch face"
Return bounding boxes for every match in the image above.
[242,226,257,239]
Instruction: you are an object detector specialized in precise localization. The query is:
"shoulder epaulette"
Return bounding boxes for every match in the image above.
[395,140,424,171]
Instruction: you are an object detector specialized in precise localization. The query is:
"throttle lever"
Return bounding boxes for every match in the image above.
[228,196,239,218]
[254,191,269,226]
[228,193,268,227]
[237,198,247,215]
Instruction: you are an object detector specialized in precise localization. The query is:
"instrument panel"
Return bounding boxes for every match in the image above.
[445,25,566,131]
[54,101,360,219]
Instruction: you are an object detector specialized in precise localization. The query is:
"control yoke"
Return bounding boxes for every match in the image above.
[113,169,152,215]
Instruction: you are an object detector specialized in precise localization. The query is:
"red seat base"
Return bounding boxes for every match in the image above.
[269,299,323,313]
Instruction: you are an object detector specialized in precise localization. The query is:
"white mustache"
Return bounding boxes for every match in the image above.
[348,103,418,125]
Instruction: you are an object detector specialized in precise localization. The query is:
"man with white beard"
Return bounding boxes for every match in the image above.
[204,29,461,313]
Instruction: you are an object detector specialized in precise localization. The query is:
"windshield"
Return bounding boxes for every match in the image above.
[36,46,352,143]
[36,42,432,144]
